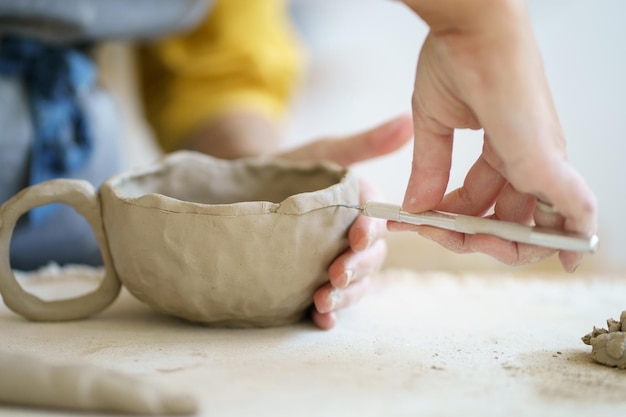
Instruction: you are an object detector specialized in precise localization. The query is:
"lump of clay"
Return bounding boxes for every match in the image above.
[0,351,197,415]
[99,151,360,327]
[581,310,626,368]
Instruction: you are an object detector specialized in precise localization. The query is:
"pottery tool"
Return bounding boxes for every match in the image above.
[341,201,598,253]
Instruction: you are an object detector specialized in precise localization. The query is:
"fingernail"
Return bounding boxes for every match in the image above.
[570,262,581,273]
[535,198,558,213]
[387,221,400,231]
[340,269,353,288]
[327,288,343,312]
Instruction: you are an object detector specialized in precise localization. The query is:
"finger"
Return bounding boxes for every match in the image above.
[403,107,454,213]
[394,151,506,255]
[313,277,371,318]
[390,160,508,254]
[468,234,555,266]
[559,250,583,273]
[498,151,596,238]
[311,310,337,330]
[388,219,556,265]
[438,152,507,215]
[389,185,546,260]
[533,197,583,272]
[534,162,595,272]
[507,159,596,272]
[350,178,387,252]
[387,222,474,254]
[471,141,592,270]
[533,199,565,230]
[492,183,535,225]
[279,114,413,167]
[465,185,555,264]
[328,239,387,289]
[348,215,386,253]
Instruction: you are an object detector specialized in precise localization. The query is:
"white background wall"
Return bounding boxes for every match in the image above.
[284,0,626,271]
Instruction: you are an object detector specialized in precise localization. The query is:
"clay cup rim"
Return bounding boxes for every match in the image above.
[101,151,357,216]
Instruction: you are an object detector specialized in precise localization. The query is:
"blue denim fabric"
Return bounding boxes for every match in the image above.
[0,69,122,271]
[0,35,95,224]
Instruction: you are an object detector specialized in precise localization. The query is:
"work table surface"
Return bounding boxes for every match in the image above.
[1,264,625,417]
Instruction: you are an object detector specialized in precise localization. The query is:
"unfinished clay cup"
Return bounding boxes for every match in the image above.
[0,151,359,326]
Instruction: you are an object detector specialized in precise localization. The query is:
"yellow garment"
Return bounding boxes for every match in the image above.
[137,0,302,152]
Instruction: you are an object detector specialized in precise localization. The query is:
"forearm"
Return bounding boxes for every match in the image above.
[182,111,283,159]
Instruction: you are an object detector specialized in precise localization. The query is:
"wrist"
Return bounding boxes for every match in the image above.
[402,0,527,34]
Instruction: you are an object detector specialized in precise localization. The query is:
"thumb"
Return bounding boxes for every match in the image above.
[279,115,412,167]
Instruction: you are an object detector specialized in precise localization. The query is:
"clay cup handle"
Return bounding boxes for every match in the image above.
[0,179,121,321]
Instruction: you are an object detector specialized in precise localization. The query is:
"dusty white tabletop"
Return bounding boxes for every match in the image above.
[1,264,626,417]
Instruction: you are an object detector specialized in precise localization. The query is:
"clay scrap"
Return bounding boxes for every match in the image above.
[581,310,626,369]
[0,351,197,414]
